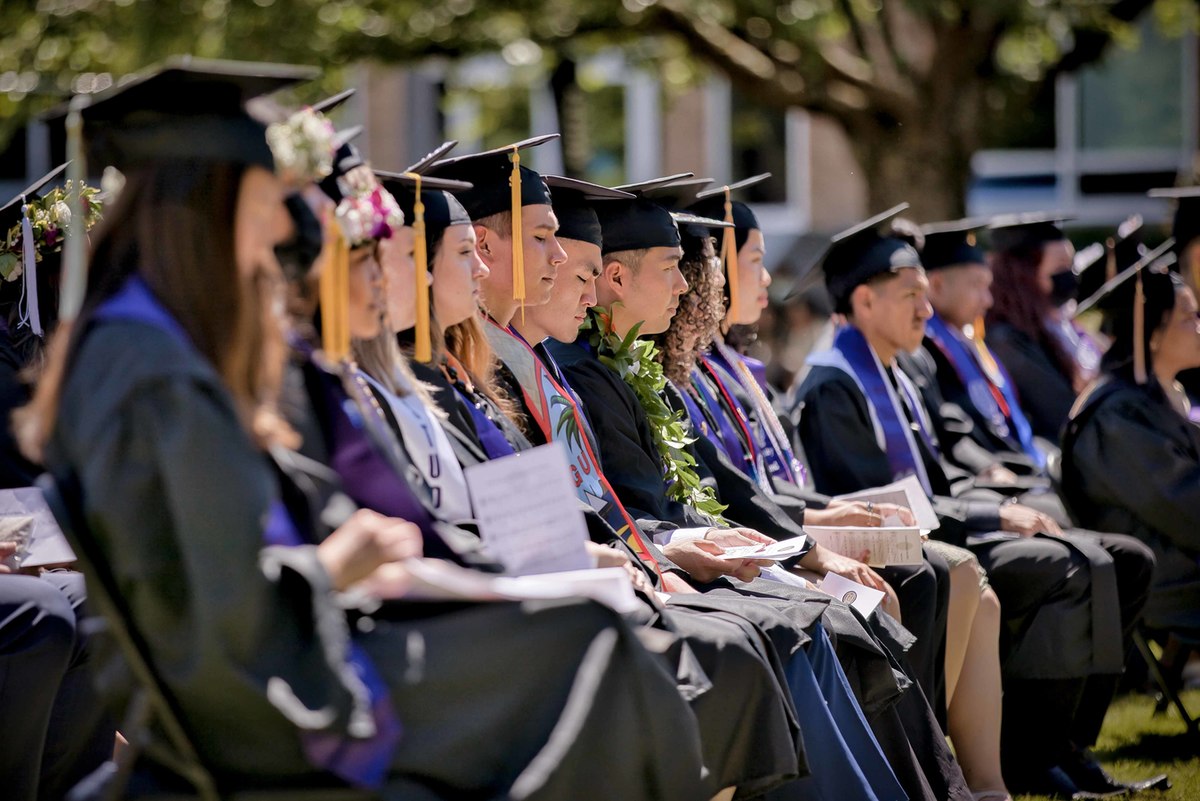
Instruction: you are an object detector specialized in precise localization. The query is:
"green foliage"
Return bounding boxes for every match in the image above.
[581,304,728,523]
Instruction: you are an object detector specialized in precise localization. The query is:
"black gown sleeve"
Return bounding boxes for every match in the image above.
[51,326,372,776]
[558,358,712,533]
[1069,394,1200,556]
[794,370,897,496]
[662,384,811,554]
[986,325,1077,441]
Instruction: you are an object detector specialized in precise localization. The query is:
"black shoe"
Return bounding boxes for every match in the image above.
[1005,765,1092,799]
[1060,745,1171,796]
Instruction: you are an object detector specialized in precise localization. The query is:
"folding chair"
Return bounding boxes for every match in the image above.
[38,473,441,801]
[1132,628,1199,739]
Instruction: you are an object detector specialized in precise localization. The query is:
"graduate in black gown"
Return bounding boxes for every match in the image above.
[25,61,709,800]
[0,166,113,801]
[1148,185,1200,407]
[983,214,1104,440]
[520,185,970,801]
[791,205,1138,798]
[342,156,816,800]
[1062,255,1200,636]
[891,219,1160,796]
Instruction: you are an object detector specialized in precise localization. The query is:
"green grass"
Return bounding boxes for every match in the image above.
[1015,689,1200,801]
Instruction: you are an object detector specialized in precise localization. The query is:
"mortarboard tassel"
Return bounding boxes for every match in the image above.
[320,211,351,361]
[1105,238,1117,282]
[407,172,432,363]
[721,187,740,320]
[972,315,1003,376]
[59,99,87,322]
[19,197,43,337]
[510,147,525,324]
[1133,269,1147,385]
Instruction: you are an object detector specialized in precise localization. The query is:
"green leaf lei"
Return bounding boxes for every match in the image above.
[581,305,728,523]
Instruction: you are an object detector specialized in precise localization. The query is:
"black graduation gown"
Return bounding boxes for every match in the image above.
[402,354,810,797]
[984,321,1078,441]
[795,363,1118,680]
[904,342,1045,481]
[47,316,710,799]
[0,327,41,488]
[546,341,977,801]
[1061,376,1200,632]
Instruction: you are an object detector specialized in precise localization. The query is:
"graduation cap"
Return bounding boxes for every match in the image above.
[428,135,558,315]
[0,163,95,339]
[59,56,319,171]
[987,211,1074,253]
[594,197,682,255]
[1073,215,1144,304]
[688,173,771,234]
[625,176,713,211]
[0,163,70,249]
[1149,185,1200,286]
[915,216,991,271]
[375,166,474,363]
[686,173,771,320]
[1074,238,1177,384]
[615,173,696,196]
[797,204,920,310]
[544,176,633,249]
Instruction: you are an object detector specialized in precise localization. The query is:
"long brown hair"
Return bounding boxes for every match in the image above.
[395,228,522,425]
[654,234,724,385]
[17,160,293,461]
[986,245,1077,383]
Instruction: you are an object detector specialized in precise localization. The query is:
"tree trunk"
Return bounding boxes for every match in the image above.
[842,112,976,222]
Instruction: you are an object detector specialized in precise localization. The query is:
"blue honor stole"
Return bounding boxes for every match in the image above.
[710,338,806,486]
[926,314,1044,469]
[810,325,937,495]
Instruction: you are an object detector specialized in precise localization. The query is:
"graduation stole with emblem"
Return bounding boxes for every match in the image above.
[925,313,1045,468]
[709,338,807,486]
[482,320,665,578]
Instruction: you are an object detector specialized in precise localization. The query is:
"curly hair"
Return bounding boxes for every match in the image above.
[986,244,1078,384]
[653,232,725,385]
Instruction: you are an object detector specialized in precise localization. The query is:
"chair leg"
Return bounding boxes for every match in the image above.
[1133,630,1199,737]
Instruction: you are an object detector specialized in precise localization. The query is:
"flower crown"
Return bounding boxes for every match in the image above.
[335,170,404,248]
[0,181,102,282]
[266,106,338,189]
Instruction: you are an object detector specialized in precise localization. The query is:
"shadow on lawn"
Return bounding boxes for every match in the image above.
[1096,731,1200,762]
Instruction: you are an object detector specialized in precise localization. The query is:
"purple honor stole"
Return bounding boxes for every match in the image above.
[97,276,400,788]
[926,314,1045,469]
[683,366,767,488]
[710,339,806,486]
[816,325,935,496]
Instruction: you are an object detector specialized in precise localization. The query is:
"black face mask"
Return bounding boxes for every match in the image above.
[1049,269,1079,306]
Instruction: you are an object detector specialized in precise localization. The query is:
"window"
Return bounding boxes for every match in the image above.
[729,92,788,204]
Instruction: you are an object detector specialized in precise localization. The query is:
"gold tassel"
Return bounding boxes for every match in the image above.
[1133,269,1147,385]
[1105,237,1117,282]
[973,315,1003,377]
[408,173,432,363]
[320,212,351,361]
[510,146,525,324]
[722,187,740,320]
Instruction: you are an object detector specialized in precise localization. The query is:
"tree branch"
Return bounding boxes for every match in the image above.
[1046,0,1157,78]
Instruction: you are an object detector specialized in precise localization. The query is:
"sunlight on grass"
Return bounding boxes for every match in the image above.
[1014,690,1199,801]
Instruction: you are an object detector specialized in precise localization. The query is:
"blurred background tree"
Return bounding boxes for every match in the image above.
[1,0,1196,217]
